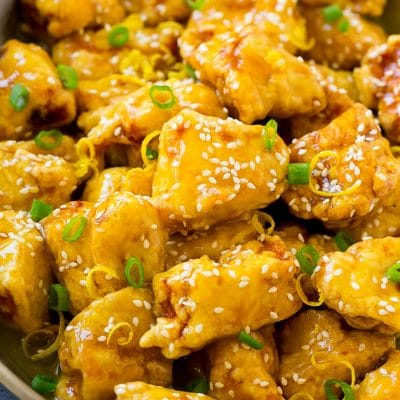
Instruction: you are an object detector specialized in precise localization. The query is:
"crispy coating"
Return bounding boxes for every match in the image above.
[278,309,395,400]
[114,382,214,400]
[0,40,76,140]
[283,104,400,226]
[42,192,167,313]
[152,109,289,232]
[78,80,227,151]
[139,237,302,359]
[301,6,386,70]
[181,25,326,124]
[82,166,154,202]
[22,0,126,38]
[207,328,283,400]
[0,140,78,211]
[355,35,400,143]
[313,237,400,332]
[57,287,172,400]
[0,210,52,333]
[355,350,400,400]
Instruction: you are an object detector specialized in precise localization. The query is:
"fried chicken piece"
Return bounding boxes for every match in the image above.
[0,40,76,140]
[355,35,400,143]
[56,287,172,400]
[42,192,167,313]
[301,6,386,70]
[78,80,227,152]
[22,0,126,38]
[355,351,400,400]
[313,237,400,332]
[140,237,301,359]
[278,309,394,400]
[181,26,326,124]
[0,210,52,333]
[0,140,78,211]
[114,382,214,400]
[207,327,283,400]
[152,109,289,233]
[82,166,154,202]
[283,104,400,227]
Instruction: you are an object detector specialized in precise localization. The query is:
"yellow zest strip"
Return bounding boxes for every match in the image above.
[311,352,356,388]
[289,22,315,51]
[289,393,315,400]
[86,265,120,300]
[391,146,400,158]
[251,211,276,236]
[106,322,134,346]
[295,274,325,307]
[141,130,161,166]
[23,312,65,361]
[309,151,361,197]
[75,138,99,178]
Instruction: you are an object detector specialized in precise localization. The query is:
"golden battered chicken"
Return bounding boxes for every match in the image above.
[152,109,289,233]
[301,6,386,70]
[140,237,302,359]
[181,25,326,124]
[283,103,400,227]
[78,80,227,152]
[114,382,214,400]
[42,192,167,312]
[22,0,126,38]
[0,210,52,333]
[57,287,172,400]
[278,309,394,400]
[355,35,400,143]
[0,140,78,211]
[0,40,76,140]
[355,350,400,400]
[313,237,400,332]
[207,328,283,400]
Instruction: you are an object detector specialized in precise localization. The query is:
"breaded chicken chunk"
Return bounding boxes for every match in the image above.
[114,382,214,400]
[278,309,394,400]
[0,210,52,333]
[42,192,167,312]
[355,35,400,143]
[181,26,326,124]
[0,40,76,140]
[355,351,400,400]
[56,287,172,400]
[152,109,289,232]
[140,237,301,359]
[283,104,400,227]
[313,237,400,332]
[300,6,386,70]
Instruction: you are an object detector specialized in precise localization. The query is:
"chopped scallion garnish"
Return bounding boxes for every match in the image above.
[149,85,177,109]
[124,257,145,289]
[34,129,63,150]
[288,163,310,185]
[338,18,350,33]
[9,83,29,111]
[334,231,354,251]
[296,245,320,275]
[184,64,198,81]
[185,377,209,394]
[323,4,343,23]
[62,216,88,242]
[238,331,263,350]
[146,147,158,161]
[49,283,70,312]
[263,119,278,152]
[108,26,130,47]
[31,374,57,394]
[185,0,206,10]
[324,379,355,400]
[386,262,400,283]
[57,64,79,90]
[29,199,53,222]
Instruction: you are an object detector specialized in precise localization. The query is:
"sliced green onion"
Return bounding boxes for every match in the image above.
[31,374,57,394]
[386,262,400,283]
[146,147,158,161]
[57,64,79,90]
[238,331,263,350]
[288,163,310,185]
[324,379,355,400]
[34,129,63,150]
[49,283,69,312]
[263,119,278,152]
[184,64,197,81]
[62,216,88,242]
[338,18,350,33]
[334,231,354,251]
[124,257,145,289]
[149,85,177,109]
[185,377,209,394]
[108,26,129,47]
[29,199,53,222]
[296,245,320,275]
[323,4,343,23]
[185,0,206,10]
[9,83,29,111]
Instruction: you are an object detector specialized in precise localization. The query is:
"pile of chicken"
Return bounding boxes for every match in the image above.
[2,0,400,399]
